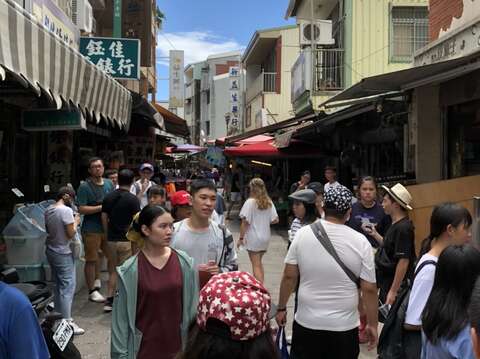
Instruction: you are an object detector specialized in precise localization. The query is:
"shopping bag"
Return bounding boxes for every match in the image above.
[275,326,290,359]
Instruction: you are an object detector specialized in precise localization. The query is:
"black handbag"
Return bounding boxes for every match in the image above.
[378,260,437,359]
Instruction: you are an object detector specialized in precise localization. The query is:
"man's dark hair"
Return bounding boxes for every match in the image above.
[118,169,135,187]
[105,169,118,178]
[56,186,76,201]
[302,170,311,177]
[384,193,408,213]
[323,207,349,220]
[88,157,104,168]
[325,166,336,172]
[147,185,165,199]
[190,179,216,196]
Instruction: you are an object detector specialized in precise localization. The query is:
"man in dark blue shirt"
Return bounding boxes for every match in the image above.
[0,281,50,359]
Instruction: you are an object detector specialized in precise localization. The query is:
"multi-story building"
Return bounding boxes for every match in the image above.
[243,25,299,131]
[184,52,243,144]
[184,62,203,144]
[285,0,429,114]
[95,0,157,99]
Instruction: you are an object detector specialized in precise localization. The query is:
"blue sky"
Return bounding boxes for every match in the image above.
[155,0,295,101]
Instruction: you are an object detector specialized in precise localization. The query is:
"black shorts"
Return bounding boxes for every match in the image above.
[291,321,360,359]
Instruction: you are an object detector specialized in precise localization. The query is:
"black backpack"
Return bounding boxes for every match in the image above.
[378,260,437,359]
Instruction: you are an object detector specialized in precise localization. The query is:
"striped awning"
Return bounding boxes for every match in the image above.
[0,0,131,129]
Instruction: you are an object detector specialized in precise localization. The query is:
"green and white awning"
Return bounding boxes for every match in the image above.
[0,0,131,129]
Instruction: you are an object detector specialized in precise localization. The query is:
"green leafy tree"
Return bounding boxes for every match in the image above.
[155,6,165,29]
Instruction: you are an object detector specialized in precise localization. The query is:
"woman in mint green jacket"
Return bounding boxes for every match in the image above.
[111,205,198,359]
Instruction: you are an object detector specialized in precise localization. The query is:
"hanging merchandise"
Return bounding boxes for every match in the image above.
[205,146,226,167]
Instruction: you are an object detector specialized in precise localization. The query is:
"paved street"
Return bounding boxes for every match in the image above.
[73,218,377,358]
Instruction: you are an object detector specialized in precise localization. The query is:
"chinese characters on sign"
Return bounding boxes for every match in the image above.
[79,37,140,80]
[227,66,240,135]
[169,50,185,108]
[32,0,80,47]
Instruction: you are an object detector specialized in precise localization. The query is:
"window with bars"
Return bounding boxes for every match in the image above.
[390,6,429,63]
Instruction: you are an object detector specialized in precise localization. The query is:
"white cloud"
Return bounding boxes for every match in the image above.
[156,31,244,67]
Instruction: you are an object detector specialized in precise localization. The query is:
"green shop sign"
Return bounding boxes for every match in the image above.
[79,37,140,80]
[22,109,86,131]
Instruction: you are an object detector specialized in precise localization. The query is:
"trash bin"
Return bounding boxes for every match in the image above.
[3,204,48,265]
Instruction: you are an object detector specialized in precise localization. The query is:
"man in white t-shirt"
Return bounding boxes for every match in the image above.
[324,166,341,193]
[276,185,378,359]
[130,163,155,209]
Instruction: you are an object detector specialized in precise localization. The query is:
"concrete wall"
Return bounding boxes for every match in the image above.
[245,27,299,130]
[211,74,229,139]
[411,85,443,183]
[246,96,264,132]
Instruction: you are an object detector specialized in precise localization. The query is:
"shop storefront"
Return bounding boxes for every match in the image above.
[0,0,132,227]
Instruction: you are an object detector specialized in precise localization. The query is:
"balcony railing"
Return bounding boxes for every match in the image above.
[314,48,344,92]
[246,72,278,103]
[263,72,277,93]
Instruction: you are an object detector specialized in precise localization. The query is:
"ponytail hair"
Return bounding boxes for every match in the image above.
[419,202,472,257]
[132,205,169,237]
[419,234,435,258]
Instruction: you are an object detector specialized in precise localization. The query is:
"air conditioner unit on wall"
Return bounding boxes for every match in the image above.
[299,20,335,46]
[72,0,93,34]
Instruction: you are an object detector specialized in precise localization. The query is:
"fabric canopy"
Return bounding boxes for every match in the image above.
[321,51,480,107]
[152,103,190,138]
[236,135,273,145]
[224,140,279,157]
[0,0,131,128]
[224,140,323,158]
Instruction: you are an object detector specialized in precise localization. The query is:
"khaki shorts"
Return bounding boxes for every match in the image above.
[83,232,109,262]
[106,241,132,267]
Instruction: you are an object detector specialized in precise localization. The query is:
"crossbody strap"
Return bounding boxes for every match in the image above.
[310,221,360,288]
[413,260,437,279]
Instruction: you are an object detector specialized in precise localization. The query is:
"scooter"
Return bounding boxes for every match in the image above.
[0,267,81,359]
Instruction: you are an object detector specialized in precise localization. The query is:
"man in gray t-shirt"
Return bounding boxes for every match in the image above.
[171,179,238,287]
[44,187,84,334]
[45,204,76,254]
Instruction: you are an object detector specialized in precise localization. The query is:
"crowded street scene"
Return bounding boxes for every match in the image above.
[1,0,480,358]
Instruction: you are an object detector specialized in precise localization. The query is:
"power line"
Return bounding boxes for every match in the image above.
[159,31,176,50]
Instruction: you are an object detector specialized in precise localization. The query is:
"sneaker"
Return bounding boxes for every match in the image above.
[93,279,102,290]
[103,297,113,313]
[286,335,292,345]
[68,320,85,336]
[88,289,105,303]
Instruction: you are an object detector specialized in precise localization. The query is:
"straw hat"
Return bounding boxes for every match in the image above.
[382,183,413,210]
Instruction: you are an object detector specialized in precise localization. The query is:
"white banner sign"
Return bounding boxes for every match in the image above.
[169,50,185,108]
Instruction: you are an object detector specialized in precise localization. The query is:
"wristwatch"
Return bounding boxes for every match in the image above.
[276,307,287,312]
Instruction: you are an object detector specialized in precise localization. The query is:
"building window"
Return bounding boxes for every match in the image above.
[246,106,252,128]
[390,6,429,63]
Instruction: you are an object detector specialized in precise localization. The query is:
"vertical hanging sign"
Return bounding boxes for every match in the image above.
[169,50,185,108]
[228,66,240,135]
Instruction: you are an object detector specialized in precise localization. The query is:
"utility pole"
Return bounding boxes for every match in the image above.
[113,0,122,38]
[310,0,315,97]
